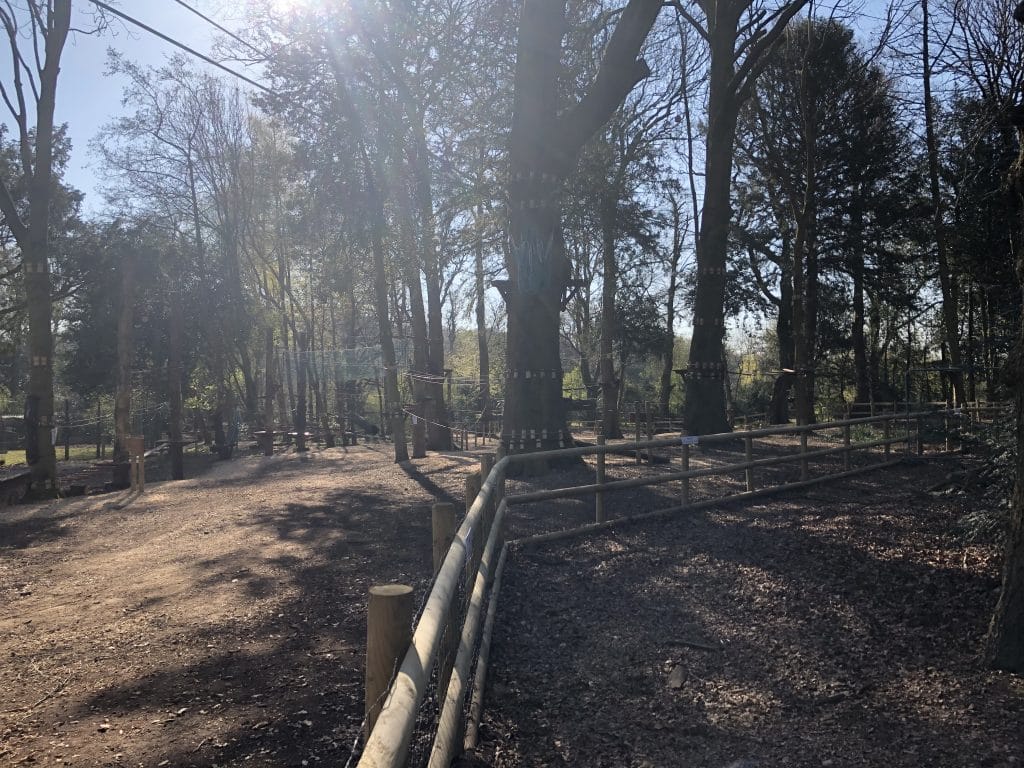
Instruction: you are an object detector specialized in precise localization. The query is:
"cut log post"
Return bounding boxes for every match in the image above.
[843,424,851,471]
[432,503,458,700]
[364,584,414,739]
[744,435,755,492]
[127,436,145,493]
[799,431,809,482]
[480,453,497,534]
[595,433,606,523]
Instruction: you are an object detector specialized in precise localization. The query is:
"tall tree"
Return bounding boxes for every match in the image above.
[501,0,663,457]
[0,0,72,491]
[678,0,810,434]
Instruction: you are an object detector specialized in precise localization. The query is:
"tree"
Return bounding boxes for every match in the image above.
[678,0,811,435]
[0,0,72,490]
[501,0,663,457]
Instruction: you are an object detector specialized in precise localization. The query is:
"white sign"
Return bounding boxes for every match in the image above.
[680,435,699,446]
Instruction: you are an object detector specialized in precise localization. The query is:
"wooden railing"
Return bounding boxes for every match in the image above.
[356,405,999,768]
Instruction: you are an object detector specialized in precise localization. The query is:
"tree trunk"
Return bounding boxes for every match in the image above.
[659,200,682,418]
[294,331,308,452]
[474,202,491,409]
[411,119,452,450]
[600,195,622,439]
[8,0,72,492]
[114,248,136,466]
[769,240,795,424]
[168,279,185,480]
[922,0,966,405]
[682,22,739,435]
[985,113,1024,673]
[502,0,662,456]
[852,255,869,403]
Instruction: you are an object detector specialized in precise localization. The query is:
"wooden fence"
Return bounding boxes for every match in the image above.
[356,405,1002,768]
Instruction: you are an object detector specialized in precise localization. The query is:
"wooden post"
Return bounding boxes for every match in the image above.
[480,453,496,529]
[744,435,754,492]
[944,413,952,452]
[916,416,924,455]
[127,436,145,493]
[431,503,458,698]
[843,424,851,471]
[681,443,690,506]
[465,472,482,517]
[884,417,891,458]
[595,433,606,523]
[364,584,414,738]
[799,430,809,482]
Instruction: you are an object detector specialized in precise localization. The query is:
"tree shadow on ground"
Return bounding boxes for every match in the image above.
[482,462,1020,768]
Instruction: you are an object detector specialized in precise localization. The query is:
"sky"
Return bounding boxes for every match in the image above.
[40,1,261,213]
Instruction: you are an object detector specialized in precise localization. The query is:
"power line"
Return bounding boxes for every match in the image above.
[88,0,276,97]
[167,0,265,59]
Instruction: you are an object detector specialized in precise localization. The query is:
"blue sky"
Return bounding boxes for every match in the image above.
[50,1,260,213]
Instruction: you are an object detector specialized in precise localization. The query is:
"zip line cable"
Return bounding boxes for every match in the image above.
[88,0,276,97]
[167,0,266,59]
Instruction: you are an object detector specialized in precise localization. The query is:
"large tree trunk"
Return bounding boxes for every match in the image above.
[502,0,662,456]
[10,0,72,492]
[985,114,1024,673]
[411,120,452,450]
[682,21,739,435]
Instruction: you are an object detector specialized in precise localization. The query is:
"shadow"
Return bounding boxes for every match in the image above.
[478,460,1021,768]
[60,463,460,768]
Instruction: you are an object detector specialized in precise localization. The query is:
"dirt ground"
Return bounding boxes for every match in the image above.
[475,461,1024,768]
[1,438,1021,767]
[1,444,481,768]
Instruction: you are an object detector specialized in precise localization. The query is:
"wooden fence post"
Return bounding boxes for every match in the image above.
[799,430,809,482]
[595,433,606,523]
[365,584,414,738]
[744,435,755,492]
[843,424,851,471]
[917,416,924,455]
[127,435,145,493]
[432,503,458,701]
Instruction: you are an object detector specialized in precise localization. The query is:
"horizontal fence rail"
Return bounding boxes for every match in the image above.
[356,405,1002,768]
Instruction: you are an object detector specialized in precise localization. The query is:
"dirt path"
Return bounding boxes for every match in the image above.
[1,445,480,768]
[3,442,1019,768]
[475,460,1024,768]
